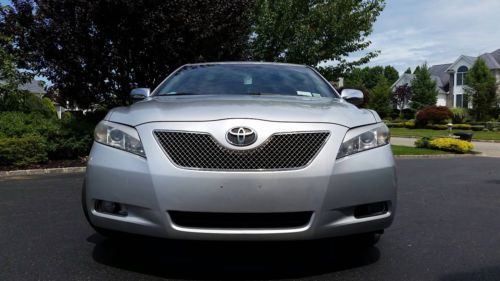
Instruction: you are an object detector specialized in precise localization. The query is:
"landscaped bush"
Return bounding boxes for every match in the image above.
[404,120,416,128]
[428,138,474,154]
[0,111,59,138]
[485,121,500,131]
[452,124,472,130]
[416,106,453,126]
[0,134,48,167]
[450,108,468,123]
[386,122,405,128]
[426,124,448,130]
[401,108,416,120]
[415,137,431,148]
[0,110,103,167]
[471,125,486,131]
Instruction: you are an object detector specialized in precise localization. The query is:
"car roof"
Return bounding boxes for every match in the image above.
[183,61,309,68]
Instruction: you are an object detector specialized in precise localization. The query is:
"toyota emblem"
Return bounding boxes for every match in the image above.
[226,127,257,146]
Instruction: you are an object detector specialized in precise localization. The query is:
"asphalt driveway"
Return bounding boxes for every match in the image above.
[1,157,500,281]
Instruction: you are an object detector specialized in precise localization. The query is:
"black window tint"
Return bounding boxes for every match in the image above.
[155,64,337,98]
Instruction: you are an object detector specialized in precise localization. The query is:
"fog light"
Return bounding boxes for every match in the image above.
[354,202,388,218]
[95,200,128,216]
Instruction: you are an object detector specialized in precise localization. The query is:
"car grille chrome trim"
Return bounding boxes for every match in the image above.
[153,130,330,171]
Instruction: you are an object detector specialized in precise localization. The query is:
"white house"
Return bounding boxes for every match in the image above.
[391,48,500,108]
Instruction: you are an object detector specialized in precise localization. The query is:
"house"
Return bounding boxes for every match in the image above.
[17,79,46,98]
[391,48,500,108]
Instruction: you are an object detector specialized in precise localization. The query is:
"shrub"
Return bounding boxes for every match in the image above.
[415,137,431,148]
[471,125,486,131]
[401,108,416,120]
[48,112,96,159]
[386,122,405,128]
[450,108,468,123]
[0,92,56,118]
[428,138,473,153]
[404,120,416,128]
[426,124,448,130]
[485,121,499,131]
[453,124,472,130]
[0,111,99,165]
[0,134,48,167]
[416,106,453,126]
[0,111,59,138]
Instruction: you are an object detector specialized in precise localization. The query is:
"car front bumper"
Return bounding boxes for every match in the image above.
[84,120,397,241]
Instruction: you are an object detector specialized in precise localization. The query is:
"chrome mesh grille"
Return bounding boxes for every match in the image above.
[154,131,330,171]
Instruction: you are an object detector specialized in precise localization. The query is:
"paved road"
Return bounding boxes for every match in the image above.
[1,157,500,281]
[391,137,500,157]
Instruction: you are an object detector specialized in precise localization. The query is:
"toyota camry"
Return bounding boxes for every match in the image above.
[82,62,397,246]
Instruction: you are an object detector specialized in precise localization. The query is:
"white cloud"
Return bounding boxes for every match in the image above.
[351,0,500,73]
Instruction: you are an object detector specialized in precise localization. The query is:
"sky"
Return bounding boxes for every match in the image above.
[350,0,500,73]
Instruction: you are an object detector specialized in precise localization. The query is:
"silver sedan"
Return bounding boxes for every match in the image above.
[82,62,397,246]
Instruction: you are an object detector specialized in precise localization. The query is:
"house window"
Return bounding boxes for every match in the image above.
[456,66,468,86]
[456,94,463,108]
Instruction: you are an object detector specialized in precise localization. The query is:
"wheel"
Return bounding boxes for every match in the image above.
[81,181,127,239]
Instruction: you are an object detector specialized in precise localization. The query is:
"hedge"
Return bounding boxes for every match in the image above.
[0,134,48,167]
[428,138,474,153]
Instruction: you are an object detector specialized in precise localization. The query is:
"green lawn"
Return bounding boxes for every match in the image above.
[390,128,500,141]
[391,145,451,156]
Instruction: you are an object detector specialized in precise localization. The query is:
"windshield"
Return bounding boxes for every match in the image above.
[154,64,338,98]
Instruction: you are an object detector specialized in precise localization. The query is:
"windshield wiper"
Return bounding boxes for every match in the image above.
[240,92,284,96]
[156,91,199,96]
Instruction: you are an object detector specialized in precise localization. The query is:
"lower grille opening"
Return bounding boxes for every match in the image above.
[168,211,313,229]
[354,202,389,219]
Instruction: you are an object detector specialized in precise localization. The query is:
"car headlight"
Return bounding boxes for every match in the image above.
[94,121,146,157]
[337,123,390,159]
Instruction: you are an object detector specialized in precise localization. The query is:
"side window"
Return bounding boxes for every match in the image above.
[456,66,468,86]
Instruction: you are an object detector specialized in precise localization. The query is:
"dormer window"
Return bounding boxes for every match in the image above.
[456,65,468,86]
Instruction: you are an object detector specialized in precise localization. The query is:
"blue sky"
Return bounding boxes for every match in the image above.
[350,0,500,72]
[2,0,500,74]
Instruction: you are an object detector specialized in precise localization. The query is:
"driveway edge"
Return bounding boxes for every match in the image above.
[0,167,86,177]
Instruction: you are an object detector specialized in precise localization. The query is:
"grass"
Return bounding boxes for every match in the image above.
[391,145,451,156]
[390,128,500,141]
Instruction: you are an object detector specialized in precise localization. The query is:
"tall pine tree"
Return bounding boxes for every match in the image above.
[465,58,498,121]
[410,64,437,110]
[367,75,392,118]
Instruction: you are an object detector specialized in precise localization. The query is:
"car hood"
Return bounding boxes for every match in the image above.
[107,95,379,128]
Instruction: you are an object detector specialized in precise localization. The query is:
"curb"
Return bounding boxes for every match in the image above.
[394,154,478,159]
[0,167,86,177]
[392,136,500,143]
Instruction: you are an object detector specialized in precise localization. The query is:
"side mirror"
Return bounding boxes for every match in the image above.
[130,88,150,101]
[341,88,364,106]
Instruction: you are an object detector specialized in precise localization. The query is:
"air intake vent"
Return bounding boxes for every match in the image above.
[168,211,313,229]
[154,131,330,171]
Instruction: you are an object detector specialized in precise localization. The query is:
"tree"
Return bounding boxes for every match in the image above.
[392,84,412,116]
[413,66,420,74]
[465,58,498,121]
[344,65,398,90]
[383,65,399,85]
[367,75,392,118]
[410,64,437,110]
[1,0,254,108]
[0,32,33,110]
[250,0,385,77]
[404,67,411,74]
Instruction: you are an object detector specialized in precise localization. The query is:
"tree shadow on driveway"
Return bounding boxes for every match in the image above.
[88,234,380,280]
